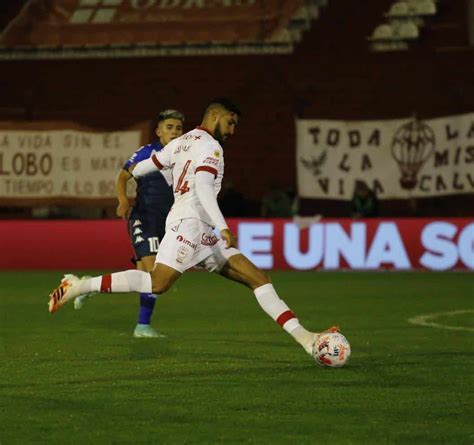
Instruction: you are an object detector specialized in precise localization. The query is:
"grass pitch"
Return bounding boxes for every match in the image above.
[1,271,473,444]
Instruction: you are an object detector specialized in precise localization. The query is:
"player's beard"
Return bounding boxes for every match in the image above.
[214,123,228,145]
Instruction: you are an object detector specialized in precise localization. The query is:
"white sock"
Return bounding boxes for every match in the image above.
[253,283,310,346]
[290,326,315,354]
[80,270,152,294]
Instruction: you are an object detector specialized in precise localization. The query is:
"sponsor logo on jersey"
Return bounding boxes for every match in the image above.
[133,228,143,235]
[176,235,197,250]
[133,220,142,227]
[176,246,189,264]
[134,236,144,244]
[201,233,218,246]
[203,157,219,166]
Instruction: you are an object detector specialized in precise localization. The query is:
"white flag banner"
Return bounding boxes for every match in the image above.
[0,122,145,200]
[296,113,474,200]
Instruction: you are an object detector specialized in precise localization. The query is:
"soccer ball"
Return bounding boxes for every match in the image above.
[313,332,351,368]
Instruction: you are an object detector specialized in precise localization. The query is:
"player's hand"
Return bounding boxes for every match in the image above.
[116,200,131,219]
[220,228,237,249]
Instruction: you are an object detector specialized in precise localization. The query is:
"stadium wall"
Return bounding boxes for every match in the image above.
[2,218,472,271]
[0,1,472,216]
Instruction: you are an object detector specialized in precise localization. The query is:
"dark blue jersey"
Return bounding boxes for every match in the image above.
[123,141,174,217]
[123,141,173,259]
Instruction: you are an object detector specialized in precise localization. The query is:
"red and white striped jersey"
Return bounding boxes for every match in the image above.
[151,127,224,228]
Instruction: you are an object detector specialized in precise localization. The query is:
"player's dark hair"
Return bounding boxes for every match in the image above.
[205,98,242,117]
[157,109,185,123]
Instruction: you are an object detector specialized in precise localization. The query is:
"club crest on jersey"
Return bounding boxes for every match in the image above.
[176,235,197,250]
[176,246,189,264]
[214,150,220,158]
[201,233,218,246]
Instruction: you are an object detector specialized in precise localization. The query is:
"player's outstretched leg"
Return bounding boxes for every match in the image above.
[219,254,339,356]
[49,270,152,313]
[48,264,180,314]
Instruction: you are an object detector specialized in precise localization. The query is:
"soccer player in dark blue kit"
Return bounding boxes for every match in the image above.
[74,109,185,337]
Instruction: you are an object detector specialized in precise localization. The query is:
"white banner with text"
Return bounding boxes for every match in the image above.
[296,113,474,200]
[0,122,145,201]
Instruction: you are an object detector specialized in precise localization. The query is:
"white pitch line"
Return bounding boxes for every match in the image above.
[408,310,474,332]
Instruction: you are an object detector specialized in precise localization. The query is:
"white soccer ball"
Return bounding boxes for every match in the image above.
[313,332,351,368]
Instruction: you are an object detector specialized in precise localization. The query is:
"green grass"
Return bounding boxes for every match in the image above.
[1,271,473,444]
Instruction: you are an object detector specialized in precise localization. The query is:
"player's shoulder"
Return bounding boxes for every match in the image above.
[191,128,222,152]
[130,141,167,168]
[136,142,161,156]
[124,142,154,165]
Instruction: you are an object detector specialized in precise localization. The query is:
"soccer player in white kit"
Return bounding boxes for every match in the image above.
[48,98,338,359]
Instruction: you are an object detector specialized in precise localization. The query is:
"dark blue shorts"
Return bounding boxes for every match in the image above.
[128,210,167,260]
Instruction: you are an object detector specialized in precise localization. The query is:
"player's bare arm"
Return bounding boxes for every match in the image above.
[116,168,133,219]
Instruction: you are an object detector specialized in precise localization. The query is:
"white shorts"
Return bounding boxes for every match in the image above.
[155,218,240,273]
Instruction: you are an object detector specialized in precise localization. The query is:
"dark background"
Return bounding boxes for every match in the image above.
[0,0,472,217]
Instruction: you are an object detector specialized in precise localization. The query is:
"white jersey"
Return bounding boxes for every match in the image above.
[152,127,224,228]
